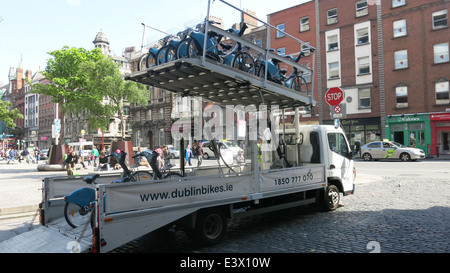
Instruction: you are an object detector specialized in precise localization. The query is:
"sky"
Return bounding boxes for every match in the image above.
[0,0,308,85]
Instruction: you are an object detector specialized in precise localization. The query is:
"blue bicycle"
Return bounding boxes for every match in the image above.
[184,22,255,74]
[63,151,153,228]
[255,51,309,94]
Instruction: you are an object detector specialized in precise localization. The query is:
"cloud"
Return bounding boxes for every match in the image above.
[66,0,81,6]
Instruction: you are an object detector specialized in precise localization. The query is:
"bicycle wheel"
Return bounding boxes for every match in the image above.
[165,44,177,63]
[146,52,157,68]
[175,38,190,59]
[163,172,184,181]
[156,46,168,65]
[187,38,202,58]
[231,52,256,75]
[289,75,309,94]
[64,202,95,229]
[129,170,153,182]
[137,53,148,71]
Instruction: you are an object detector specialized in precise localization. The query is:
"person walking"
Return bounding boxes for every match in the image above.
[8,148,16,164]
[91,146,99,167]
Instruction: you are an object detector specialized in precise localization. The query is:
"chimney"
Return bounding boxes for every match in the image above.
[26,70,32,81]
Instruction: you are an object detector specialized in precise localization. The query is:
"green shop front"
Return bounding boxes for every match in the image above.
[385,114,431,156]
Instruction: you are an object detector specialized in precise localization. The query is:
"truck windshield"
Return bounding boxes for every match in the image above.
[328,133,350,158]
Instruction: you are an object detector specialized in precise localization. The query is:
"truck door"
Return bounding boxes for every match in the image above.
[327,132,354,193]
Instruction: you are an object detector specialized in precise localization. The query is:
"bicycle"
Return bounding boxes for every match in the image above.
[184,21,256,75]
[63,150,151,228]
[255,51,309,94]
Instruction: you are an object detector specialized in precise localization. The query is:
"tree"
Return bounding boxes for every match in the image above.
[0,100,23,128]
[32,46,105,143]
[80,57,149,140]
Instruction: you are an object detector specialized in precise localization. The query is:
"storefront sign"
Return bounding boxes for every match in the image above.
[430,113,450,121]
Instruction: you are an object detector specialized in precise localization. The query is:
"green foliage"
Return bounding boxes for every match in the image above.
[32,45,149,140]
[0,100,23,128]
[32,46,105,113]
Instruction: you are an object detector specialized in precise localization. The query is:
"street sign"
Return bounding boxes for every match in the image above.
[330,104,346,119]
[325,87,344,106]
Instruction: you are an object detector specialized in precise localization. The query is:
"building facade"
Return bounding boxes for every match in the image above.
[268,0,450,156]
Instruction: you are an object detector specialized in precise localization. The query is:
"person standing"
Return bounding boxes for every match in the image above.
[91,146,99,167]
[185,144,192,166]
[195,142,204,167]
[34,147,41,163]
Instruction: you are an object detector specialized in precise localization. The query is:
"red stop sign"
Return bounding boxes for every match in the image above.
[325,87,344,106]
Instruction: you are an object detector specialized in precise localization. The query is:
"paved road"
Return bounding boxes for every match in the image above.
[112,167,450,253]
[1,159,450,253]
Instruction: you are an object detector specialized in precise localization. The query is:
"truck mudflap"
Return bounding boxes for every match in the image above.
[0,225,91,253]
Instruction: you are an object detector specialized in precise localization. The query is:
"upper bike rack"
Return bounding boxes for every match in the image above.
[126,0,317,109]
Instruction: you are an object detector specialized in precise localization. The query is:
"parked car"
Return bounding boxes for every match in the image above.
[360,140,425,161]
[40,149,49,160]
[167,145,180,158]
[202,140,244,159]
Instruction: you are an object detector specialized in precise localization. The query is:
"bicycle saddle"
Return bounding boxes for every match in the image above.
[83,174,100,184]
[220,43,232,51]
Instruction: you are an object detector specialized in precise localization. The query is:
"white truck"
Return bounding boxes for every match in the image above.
[0,3,355,252]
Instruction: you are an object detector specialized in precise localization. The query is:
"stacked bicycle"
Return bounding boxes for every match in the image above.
[63,150,183,228]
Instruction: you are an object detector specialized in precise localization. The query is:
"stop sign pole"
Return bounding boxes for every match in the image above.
[325,87,344,107]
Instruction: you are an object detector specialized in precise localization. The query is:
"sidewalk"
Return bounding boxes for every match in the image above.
[0,161,94,217]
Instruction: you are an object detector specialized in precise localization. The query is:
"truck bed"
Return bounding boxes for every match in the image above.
[0,217,91,253]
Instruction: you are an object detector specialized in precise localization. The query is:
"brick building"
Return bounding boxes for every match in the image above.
[382,0,450,156]
[268,0,450,156]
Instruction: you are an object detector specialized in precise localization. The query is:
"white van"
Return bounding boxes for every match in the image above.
[67,141,94,157]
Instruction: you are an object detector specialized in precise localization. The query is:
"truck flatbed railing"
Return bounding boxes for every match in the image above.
[126,58,312,108]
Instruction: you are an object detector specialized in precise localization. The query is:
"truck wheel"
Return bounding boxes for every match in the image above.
[322,185,340,211]
[192,210,227,246]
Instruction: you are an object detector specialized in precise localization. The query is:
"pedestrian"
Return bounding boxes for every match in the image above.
[185,144,192,166]
[87,153,92,166]
[8,148,16,164]
[34,147,41,163]
[91,146,99,167]
[195,142,204,167]
[162,146,171,167]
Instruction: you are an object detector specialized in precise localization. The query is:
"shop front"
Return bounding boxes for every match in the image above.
[324,117,381,153]
[385,114,431,156]
[430,112,450,156]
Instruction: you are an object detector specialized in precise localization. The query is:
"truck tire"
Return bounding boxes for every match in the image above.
[321,185,340,211]
[191,209,227,246]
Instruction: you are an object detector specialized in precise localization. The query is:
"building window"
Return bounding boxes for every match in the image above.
[327,35,339,51]
[394,50,408,69]
[328,62,340,79]
[359,88,371,109]
[358,56,370,74]
[300,16,310,32]
[356,28,369,45]
[277,47,286,56]
[301,42,311,56]
[434,42,449,64]
[356,0,368,17]
[276,23,285,38]
[435,80,449,105]
[327,8,338,25]
[395,86,408,108]
[432,10,448,30]
[393,19,407,37]
[392,0,405,8]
